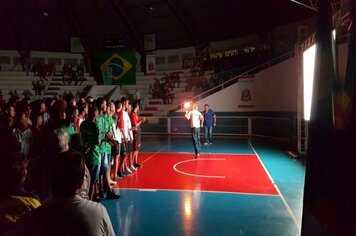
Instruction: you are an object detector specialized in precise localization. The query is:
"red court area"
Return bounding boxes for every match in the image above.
[116,153,278,195]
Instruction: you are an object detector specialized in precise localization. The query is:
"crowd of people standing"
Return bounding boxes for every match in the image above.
[0,94,145,234]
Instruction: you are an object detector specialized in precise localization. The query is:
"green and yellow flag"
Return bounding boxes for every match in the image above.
[96,50,136,85]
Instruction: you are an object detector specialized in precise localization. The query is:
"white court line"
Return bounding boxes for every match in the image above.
[203,153,256,156]
[143,151,256,156]
[141,146,167,165]
[173,158,226,178]
[117,188,279,197]
[248,140,301,231]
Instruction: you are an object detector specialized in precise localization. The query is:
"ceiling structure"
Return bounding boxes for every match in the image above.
[0,0,317,53]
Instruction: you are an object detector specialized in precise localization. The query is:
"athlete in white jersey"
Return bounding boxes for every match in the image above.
[185,103,204,157]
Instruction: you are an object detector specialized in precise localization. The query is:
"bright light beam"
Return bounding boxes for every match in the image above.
[290,0,318,12]
[303,44,317,121]
[184,102,191,109]
[332,29,336,41]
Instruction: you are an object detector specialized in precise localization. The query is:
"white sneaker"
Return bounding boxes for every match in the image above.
[203,142,208,145]
[130,166,137,171]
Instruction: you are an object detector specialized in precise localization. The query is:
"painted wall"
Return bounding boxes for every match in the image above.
[0,50,84,71]
[136,35,260,72]
[178,41,348,113]
[178,56,300,113]
[135,46,195,72]
[87,85,121,101]
[155,47,195,71]
[209,34,258,51]
[253,57,300,112]
[194,82,241,112]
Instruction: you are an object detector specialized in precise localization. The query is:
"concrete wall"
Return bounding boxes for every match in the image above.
[0,50,84,72]
[178,43,348,113]
[86,85,120,100]
[253,57,300,112]
[177,57,299,112]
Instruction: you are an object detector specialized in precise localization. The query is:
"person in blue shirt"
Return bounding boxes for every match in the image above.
[202,104,216,145]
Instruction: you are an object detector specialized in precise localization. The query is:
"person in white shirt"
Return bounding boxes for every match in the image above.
[77,101,88,130]
[117,97,133,177]
[185,103,204,158]
[123,103,134,174]
[111,101,123,181]
[12,104,34,159]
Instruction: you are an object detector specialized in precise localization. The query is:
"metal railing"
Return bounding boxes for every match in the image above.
[163,52,295,116]
[141,115,295,142]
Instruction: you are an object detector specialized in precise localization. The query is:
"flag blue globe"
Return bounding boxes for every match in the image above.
[108,58,124,77]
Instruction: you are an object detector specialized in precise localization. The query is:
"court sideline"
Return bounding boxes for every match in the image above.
[102,136,306,236]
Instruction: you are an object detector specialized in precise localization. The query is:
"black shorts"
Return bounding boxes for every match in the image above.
[127,140,133,153]
[133,130,141,151]
[120,142,128,157]
[111,141,121,156]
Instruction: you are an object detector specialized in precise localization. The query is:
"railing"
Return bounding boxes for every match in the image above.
[141,116,295,142]
[163,52,295,116]
[9,62,20,72]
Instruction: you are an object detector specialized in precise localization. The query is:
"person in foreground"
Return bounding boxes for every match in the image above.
[13,150,115,236]
[185,103,204,158]
[0,135,41,234]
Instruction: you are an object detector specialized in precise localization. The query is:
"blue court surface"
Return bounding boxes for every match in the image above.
[101,136,306,236]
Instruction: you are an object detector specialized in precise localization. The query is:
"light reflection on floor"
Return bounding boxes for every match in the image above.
[101,136,305,236]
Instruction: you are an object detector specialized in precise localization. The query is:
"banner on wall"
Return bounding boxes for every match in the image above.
[96,50,136,85]
[145,53,156,75]
[237,78,255,108]
[144,34,156,51]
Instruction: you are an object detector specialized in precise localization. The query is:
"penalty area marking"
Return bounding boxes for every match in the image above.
[173,158,226,179]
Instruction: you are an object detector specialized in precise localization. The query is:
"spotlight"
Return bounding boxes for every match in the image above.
[184,102,191,109]
[303,44,316,121]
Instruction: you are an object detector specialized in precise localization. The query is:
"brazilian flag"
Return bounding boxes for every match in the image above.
[96,50,136,85]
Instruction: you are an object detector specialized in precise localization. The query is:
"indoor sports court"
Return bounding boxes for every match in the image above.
[103,135,305,236]
[1,1,354,235]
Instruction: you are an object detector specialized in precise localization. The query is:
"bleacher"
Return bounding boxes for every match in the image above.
[135,69,214,117]
[43,73,97,99]
[0,61,216,118]
[0,71,97,101]
[0,72,39,101]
